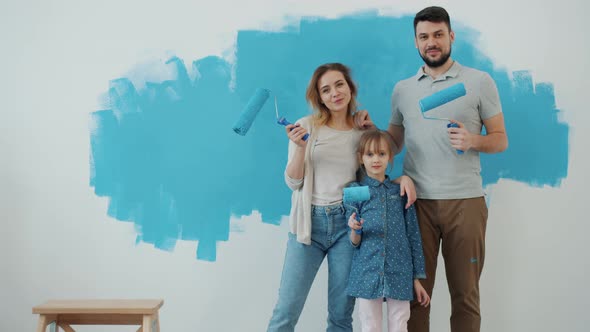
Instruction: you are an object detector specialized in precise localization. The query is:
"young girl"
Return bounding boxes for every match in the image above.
[345,130,430,332]
[267,64,417,332]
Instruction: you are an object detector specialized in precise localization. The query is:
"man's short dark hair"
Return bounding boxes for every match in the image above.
[413,6,452,34]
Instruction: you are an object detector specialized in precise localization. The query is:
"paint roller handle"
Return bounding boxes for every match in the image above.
[447,122,464,154]
[277,117,309,141]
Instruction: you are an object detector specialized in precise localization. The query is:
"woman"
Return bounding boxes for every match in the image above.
[267,63,415,332]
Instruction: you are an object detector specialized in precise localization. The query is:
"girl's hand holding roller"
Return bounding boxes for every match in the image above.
[348,212,364,232]
[286,123,308,148]
[348,212,363,245]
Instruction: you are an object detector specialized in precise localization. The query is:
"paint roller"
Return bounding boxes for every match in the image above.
[232,88,309,140]
[343,186,370,234]
[232,88,270,136]
[419,83,466,154]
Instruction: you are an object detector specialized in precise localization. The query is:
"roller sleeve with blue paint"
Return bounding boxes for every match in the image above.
[343,186,370,203]
[232,88,270,136]
[343,186,370,234]
[419,83,466,113]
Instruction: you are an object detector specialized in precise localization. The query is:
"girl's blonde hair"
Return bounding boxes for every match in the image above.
[357,129,398,170]
[305,63,358,127]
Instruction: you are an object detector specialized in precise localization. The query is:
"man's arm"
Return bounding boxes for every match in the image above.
[448,113,508,153]
[454,71,508,154]
[387,123,405,154]
[477,113,508,153]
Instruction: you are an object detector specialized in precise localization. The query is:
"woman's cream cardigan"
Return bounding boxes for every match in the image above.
[284,116,317,245]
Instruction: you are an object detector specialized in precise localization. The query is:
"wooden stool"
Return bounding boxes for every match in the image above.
[32,299,163,332]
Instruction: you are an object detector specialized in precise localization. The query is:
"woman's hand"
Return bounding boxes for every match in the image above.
[286,123,308,148]
[353,110,376,130]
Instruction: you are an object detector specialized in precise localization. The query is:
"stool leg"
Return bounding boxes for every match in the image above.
[36,315,57,332]
[36,315,48,332]
[142,314,153,332]
[155,313,160,332]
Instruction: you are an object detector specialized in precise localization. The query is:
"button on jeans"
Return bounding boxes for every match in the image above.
[267,204,355,332]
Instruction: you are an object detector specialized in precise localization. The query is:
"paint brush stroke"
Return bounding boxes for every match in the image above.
[90,13,569,261]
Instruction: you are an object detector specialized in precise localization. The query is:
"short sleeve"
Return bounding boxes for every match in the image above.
[390,83,404,126]
[478,72,502,120]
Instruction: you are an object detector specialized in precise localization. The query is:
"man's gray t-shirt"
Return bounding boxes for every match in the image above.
[390,62,502,199]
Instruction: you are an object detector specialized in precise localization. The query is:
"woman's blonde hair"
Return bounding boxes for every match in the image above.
[305,63,358,127]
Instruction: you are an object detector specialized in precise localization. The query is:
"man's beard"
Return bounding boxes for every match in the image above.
[420,46,452,68]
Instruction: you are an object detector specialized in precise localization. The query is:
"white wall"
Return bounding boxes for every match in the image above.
[2,0,588,331]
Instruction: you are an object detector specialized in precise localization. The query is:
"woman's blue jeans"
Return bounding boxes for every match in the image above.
[267,204,355,332]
